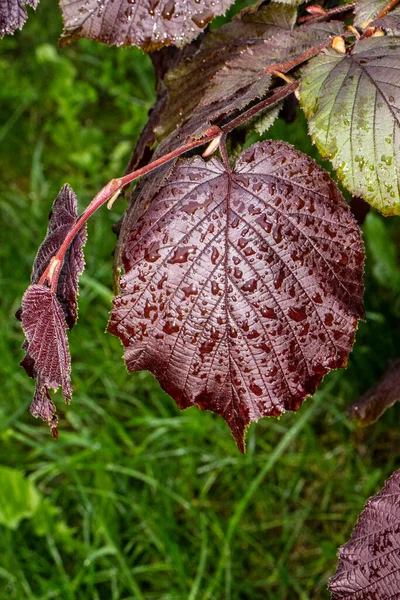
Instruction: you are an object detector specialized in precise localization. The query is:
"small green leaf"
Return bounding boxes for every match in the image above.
[0,467,41,530]
[300,37,400,215]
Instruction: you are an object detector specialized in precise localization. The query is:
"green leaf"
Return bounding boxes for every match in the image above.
[0,467,41,529]
[300,37,400,215]
[364,212,400,291]
[248,101,283,136]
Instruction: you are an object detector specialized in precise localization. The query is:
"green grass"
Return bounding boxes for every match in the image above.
[1,1,400,598]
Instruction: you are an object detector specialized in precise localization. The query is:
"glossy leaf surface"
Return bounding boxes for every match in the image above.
[59,0,234,51]
[300,37,400,215]
[20,285,72,429]
[349,359,400,425]
[109,140,364,451]
[330,469,400,599]
[0,0,39,36]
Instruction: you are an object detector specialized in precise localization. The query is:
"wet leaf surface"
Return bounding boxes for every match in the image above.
[17,185,86,432]
[349,359,400,426]
[20,285,72,430]
[109,140,364,451]
[59,0,235,51]
[329,469,400,599]
[0,0,39,37]
[300,37,400,215]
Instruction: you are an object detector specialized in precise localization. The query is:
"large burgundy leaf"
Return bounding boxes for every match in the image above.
[59,0,234,51]
[0,0,39,37]
[109,140,364,451]
[329,469,400,599]
[349,359,400,426]
[30,184,86,329]
[20,285,72,429]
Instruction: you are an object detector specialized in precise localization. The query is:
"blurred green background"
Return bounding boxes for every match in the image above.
[1,1,400,598]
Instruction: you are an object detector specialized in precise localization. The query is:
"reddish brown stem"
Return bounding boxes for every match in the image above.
[376,0,400,18]
[263,30,353,77]
[222,82,299,135]
[38,125,222,291]
[298,2,357,24]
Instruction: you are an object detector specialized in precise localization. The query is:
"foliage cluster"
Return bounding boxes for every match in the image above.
[2,0,400,596]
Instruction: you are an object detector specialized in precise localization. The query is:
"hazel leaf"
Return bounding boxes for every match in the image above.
[0,0,39,37]
[30,183,86,329]
[329,469,400,599]
[59,0,235,51]
[109,140,364,451]
[349,359,400,426]
[20,285,72,429]
[153,2,297,141]
[300,37,400,215]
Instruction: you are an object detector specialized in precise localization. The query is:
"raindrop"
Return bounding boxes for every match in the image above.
[163,321,180,334]
[250,382,263,396]
[288,307,307,322]
[168,246,196,264]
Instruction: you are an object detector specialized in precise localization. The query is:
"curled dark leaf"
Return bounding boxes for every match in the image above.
[30,183,86,329]
[349,359,400,426]
[109,140,364,451]
[20,285,72,430]
[0,0,39,37]
[18,184,85,432]
[329,469,400,599]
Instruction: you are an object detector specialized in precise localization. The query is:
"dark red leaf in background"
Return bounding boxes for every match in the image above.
[0,0,39,37]
[349,359,400,426]
[59,0,235,51]
[109,140,364,451]
[199,22,344,109]
[155,2,298,140]
[329,469,400,599]
[20,285,72,428]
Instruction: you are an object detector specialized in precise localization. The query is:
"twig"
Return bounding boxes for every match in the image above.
[376,0,400,18]
[38,82,302,292]
[38,125,222,290]
[298,2,357,24]
[222,82,299,134]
